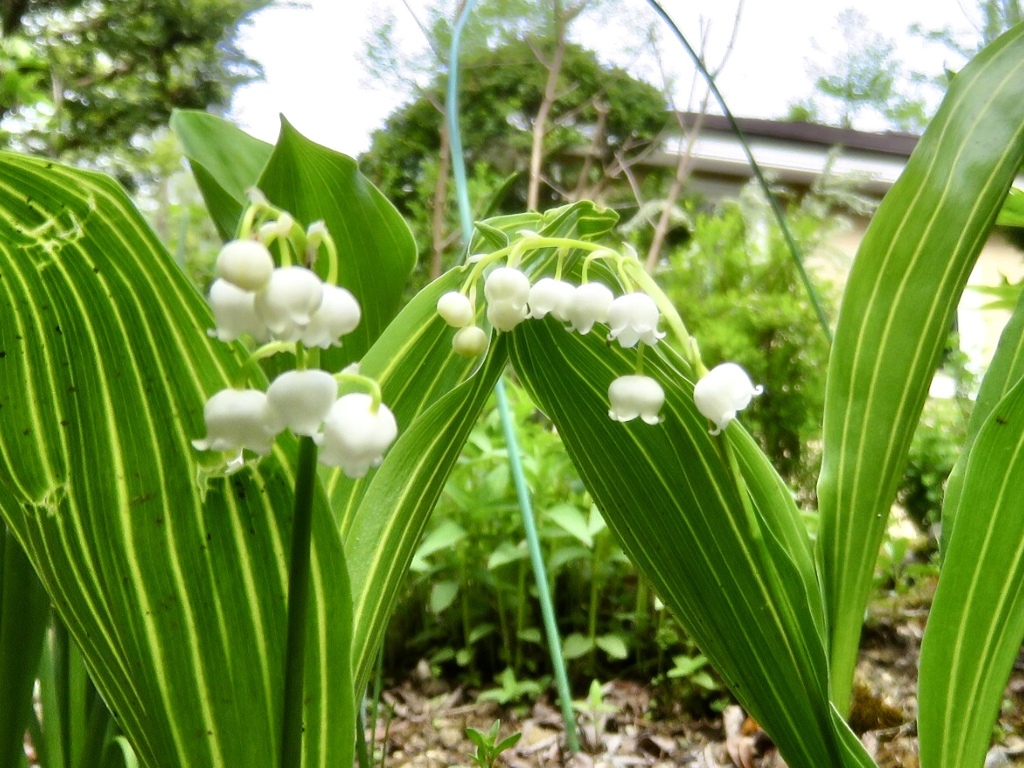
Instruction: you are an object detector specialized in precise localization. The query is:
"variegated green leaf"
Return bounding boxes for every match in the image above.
[334,201,618,690]
[944,286,1024,547]
[508,289,871,768]
[0,152,353,768]
[816,22,1024,713]
[918,375,1024,768]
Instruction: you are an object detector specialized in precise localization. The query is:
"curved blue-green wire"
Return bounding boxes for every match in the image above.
[644,0,833,344]
[447,2,581,753]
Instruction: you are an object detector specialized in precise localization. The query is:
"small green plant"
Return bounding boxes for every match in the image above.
[572,679,618,750]
[477,668,549,708]
[465,720,521,768]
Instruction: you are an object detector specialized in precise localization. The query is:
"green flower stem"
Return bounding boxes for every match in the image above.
[279,435,319,768]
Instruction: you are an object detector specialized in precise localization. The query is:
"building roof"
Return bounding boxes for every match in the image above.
[652,112,922,198]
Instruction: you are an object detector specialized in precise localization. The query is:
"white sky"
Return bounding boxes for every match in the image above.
[230,0,982,156]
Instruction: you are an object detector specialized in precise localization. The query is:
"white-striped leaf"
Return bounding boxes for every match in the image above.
[0,152,353,768]
[333,202,619,690]
[918,375,1024,768]
[508,295,873,768]
[816,22,1024,713]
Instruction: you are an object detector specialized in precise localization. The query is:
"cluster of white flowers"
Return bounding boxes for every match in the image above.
[192,372,397,478]
[193,220,397,478]
[437,254,763,435]
[437,264,670,425]
[206,238,361,347]
[438,267,666,350]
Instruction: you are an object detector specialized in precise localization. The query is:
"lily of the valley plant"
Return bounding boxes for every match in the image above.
[1,20,1024,768]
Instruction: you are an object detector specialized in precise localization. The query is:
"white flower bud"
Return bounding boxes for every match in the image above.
[484,266,530,307]
[192,388,279,456]
[300,284,361,348]
[254,266,324,341]
[207,278,269,342]
[487,299,528,332]
[607,293,666,348]
[316,393,398,478]
[306,220,328,247]
[608,375,665,425]
[453,325,488,357]
[265,369,338,436]
[437,291,475,328]
[528,278,575,321]
[693,362,764,435]
[566,282,614,334]
[215,240,275,292]
[274,212,295,238]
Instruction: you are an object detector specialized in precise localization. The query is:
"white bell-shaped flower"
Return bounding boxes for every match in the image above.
[437,291,475,328]
[566,282,614,334]
[207,278,269,342]
[192,388,279,456]
[452,325,488,357]
[528,277,575,321]
[265,369,338,436]
[254,266,324,341]
[300,284,361,348]
[693,362,764,435]
[608,375,665,425]
[487,299,528,332]
[316,393,398,478]
[215,240,275,292]
[484,266,530,306]
[607,293,666,348]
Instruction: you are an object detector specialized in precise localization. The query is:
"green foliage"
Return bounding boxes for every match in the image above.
[795,9,929,131]
[386,382,629,680]
[897,397,970,531]
[659,183,838,496]
[465,720,522,768]
[0,0,269,162]
[361,38,669,277]
[817,20,1024,727]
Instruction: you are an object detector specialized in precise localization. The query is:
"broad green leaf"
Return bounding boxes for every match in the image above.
[562,633,593,660]
[0,527,49,768]
[173,113,417,367]
[545,503,593,548]
[414,519,468,561]
[487,541,527,569]
[509,315,872,768]
[256,119,416,366]
[816,23,1024,713]
[0,152,353,768]
[429,580,460,614]
[169,110,274,241]
[595,633,628,660]
[918,376,1024,768]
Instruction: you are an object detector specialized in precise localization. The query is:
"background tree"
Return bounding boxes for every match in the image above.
[788,9,928,131]
[0,0,270,163]
[912,0,1023,60]
[361,38,670,284]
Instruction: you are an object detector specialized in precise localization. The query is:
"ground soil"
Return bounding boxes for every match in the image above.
[366,573,1024,768]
